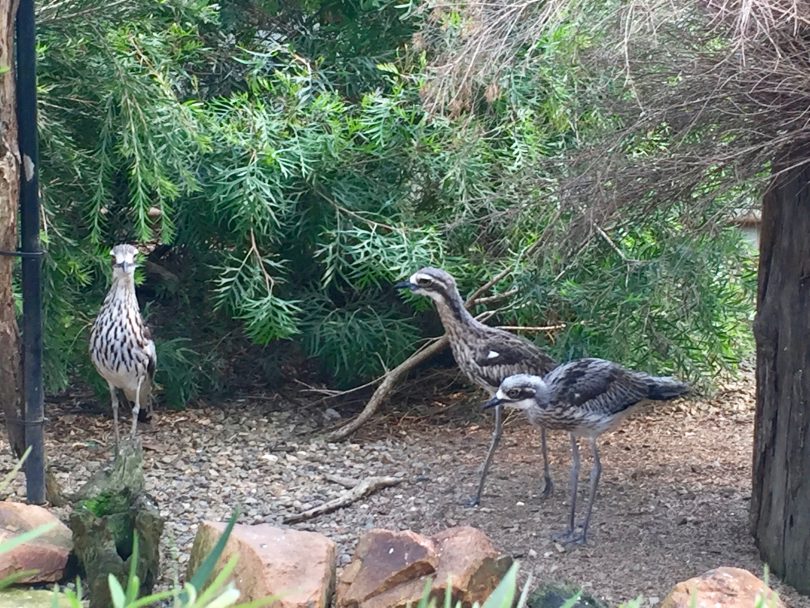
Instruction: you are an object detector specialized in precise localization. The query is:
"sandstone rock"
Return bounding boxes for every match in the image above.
[336,527,512,608]
[0,501,72,583]
[432,527,513,606]
[338,529,438,607]
[187,522,336,608]
[0,588,72,608]
[660,567,784,608]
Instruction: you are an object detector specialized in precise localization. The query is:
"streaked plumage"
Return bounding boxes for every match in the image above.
[485,358,689,544]
[396,267,557,506]
[90,244,156,447]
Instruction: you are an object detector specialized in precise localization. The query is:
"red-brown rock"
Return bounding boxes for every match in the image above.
[342,530,437,605]
[660,567,784,608]
[0,501,72,583]
[336,527,512,608]
[432,526,512,606]
[187,522,335,608]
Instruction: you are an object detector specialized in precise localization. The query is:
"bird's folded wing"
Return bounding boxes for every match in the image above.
[143,326,157,380]
[472,338,536,368]
[548,359,647,413]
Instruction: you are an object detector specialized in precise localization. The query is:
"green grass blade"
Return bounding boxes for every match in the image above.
[230,595,283,608]
[560,591,583,608]
[125,533,141,603]
[481,562,519,608]
[126,588,177,607]
[185,508,240,600]
[193,554,240,606]
[516,573,533,608]
[0,446,31,495]
[0,521,57,554]
[108,573,126,608]
[0,569,40,590]
[201,585,241,608]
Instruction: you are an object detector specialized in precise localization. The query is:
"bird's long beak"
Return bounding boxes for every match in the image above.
[482,396,503,410]
[114,261,136,273]
[394,280,416,291]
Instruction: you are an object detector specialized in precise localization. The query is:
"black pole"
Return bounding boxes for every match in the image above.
[16,0,45,504]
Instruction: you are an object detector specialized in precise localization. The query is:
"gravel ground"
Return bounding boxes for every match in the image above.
[2,367,809,608]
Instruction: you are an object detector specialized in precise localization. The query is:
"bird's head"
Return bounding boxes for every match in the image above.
[394,267,459,304]
[110,244,139,280]
[482,374,550,412]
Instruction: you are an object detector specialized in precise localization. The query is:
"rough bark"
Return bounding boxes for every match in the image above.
[751,152,810,594]
[0,0,24,457]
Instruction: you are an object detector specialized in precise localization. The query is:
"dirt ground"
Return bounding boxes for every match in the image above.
[2,366,809,608]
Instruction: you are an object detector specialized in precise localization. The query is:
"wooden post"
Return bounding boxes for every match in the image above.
[0,0,24,458]
[751,152,810,594]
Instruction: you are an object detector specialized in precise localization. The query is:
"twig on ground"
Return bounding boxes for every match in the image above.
[323,473,360,488]
[282,475,403,524]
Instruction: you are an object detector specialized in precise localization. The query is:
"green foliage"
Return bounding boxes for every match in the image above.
[28,0,757,404]
[301,297,422,387]
[153,338,206,409]
[79,492,130,518]
[506,213,756,388]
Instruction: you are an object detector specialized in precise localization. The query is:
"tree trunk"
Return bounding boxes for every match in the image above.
[0,0,24,458]
[751,153,810,594]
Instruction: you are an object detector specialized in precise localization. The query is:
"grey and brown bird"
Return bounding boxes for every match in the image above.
[89,244,156,447]
[484,358,689,544]
[396,267,558,506]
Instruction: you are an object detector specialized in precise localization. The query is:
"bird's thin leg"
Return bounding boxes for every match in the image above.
[108,383,121,451]
[578,436,602,544]
[539,427,554,498]
[552,433,580,543]
[468,403,503,507]
[130,377,143,437]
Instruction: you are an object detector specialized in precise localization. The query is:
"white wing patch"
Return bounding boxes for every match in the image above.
[486,350,500,360]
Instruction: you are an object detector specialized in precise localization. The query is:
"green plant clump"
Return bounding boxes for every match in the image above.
[24,0,758,403]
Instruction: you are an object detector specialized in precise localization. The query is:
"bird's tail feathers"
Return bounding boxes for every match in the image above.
[646,376,690,401]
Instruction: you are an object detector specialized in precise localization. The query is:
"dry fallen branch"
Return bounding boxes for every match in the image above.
[282,475,403,524]
[325,336,450,440]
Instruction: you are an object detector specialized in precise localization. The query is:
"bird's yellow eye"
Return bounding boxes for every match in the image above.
[416,277,431,286]
[507,389,521,399]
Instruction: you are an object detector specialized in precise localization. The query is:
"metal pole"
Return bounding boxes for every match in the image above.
[16,0,45,505]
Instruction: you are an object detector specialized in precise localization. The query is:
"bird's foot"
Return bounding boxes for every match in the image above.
[539,477,554,499]
[463,495,482,508]
[551,528,586,545]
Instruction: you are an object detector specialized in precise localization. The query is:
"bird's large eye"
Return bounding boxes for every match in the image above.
[507,389,521,399]
[416,277,431,286]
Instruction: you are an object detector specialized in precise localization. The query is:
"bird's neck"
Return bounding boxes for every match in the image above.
[434,289,480,335]
[526,404,546,425]
[108,276,138,307]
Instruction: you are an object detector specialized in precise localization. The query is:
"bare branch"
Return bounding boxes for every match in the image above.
[325,336,450,440]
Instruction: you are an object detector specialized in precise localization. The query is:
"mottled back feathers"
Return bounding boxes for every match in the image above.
[495,358,689,436]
